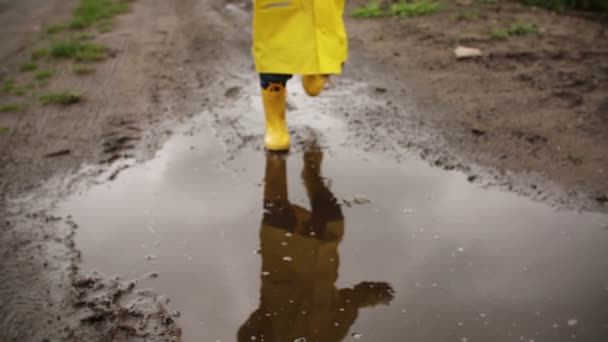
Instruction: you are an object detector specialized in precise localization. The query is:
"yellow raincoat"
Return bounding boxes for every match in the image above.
[253,0,348,75]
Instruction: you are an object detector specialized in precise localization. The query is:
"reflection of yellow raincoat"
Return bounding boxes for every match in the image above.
[238,152,394,342]
[253,0,348,75]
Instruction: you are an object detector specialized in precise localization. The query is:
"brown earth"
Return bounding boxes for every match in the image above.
[0,0,607,340]
[347,0,608,208]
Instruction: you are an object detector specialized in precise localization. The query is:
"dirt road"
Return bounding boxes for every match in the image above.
[1,0,607,341]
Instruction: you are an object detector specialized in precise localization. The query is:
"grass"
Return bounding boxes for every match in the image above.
[77,33,96,41]
[13,87,26,96]
[69,0,130,30]
[0,103,27,112]
[20,62,38,72]
[352,2,385,18]
[40,92,82,105]
[452,9,481,21]
[509,21,540,35]
[47,24,68,34]
[490,28,510,39]
[491,21,539,39]
[524,0,608,12]
[34,69,54,80]
[2,80,16,93]
[353,1,442,18]
[49,40,106,61]
[73,64,96,75]
[0,126,9,134]
[32,48,49,60]
[390,0,442,17]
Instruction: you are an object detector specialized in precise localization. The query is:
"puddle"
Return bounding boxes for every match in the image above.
[56,80,608,341]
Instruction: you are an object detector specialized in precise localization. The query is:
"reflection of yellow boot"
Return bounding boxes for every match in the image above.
[262,83,290,151]
[302,75,327,97]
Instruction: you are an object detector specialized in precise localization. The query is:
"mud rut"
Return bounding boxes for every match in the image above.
[1,0,608,341]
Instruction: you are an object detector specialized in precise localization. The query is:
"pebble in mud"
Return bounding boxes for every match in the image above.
[146,272,159,279]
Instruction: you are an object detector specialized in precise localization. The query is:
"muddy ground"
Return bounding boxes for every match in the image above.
[0,0,607,340]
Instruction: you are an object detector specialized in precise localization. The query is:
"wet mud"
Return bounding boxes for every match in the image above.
[54,78,608,341]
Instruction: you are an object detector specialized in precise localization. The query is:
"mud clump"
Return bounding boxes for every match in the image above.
[70,274,180,341]
[0,207,180,342]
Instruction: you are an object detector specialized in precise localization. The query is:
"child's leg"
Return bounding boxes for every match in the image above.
[260,73,292,151]
[260,73,292,89]
[302,75,329,97]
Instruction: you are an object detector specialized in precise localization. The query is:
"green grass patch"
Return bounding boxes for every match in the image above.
[49,40,107,61]
[490,21,539,39]
[13,87,26,96]
[0,126,9,134]
[32,48,49,60]
[2,80,16,93]
[70,0,130,30]
[490,28,510,39]
[34,69,54,80]
[508,21,539,35]
[77,33,96,41]
[390,0,442,17]
[40,92,82,105]
[73,64,96,75]
[0,103,27,113]
[352,2,385,18]
[47,24,68,34]
[20,62,38,72]
[524,0,608,12]
[453,9,481,21]
[353,0,442,18]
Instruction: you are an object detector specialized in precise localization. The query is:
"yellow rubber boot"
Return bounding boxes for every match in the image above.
[302,75,327,97]
[262,83,290,151]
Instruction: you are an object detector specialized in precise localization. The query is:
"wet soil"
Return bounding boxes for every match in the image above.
[58,79,608,342]
[348,0,608,209]
[1,0,608,341]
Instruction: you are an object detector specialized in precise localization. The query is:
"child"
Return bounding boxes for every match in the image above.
[253,0,348,151]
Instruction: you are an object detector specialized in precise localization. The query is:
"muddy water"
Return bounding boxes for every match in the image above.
[57,79,608,342]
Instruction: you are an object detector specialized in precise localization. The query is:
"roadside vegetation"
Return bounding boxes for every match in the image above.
[0,0,131,127]
[353,1,442,18]
[490,20,539,39]
[0,103,27,113]
[524,0,608,12]
[40,92,83,106]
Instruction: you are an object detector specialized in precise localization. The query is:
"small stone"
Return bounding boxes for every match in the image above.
[455,46,483,59]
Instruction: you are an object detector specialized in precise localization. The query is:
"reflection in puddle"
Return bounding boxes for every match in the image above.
[56,79,608,341]
[239,149,394,341]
